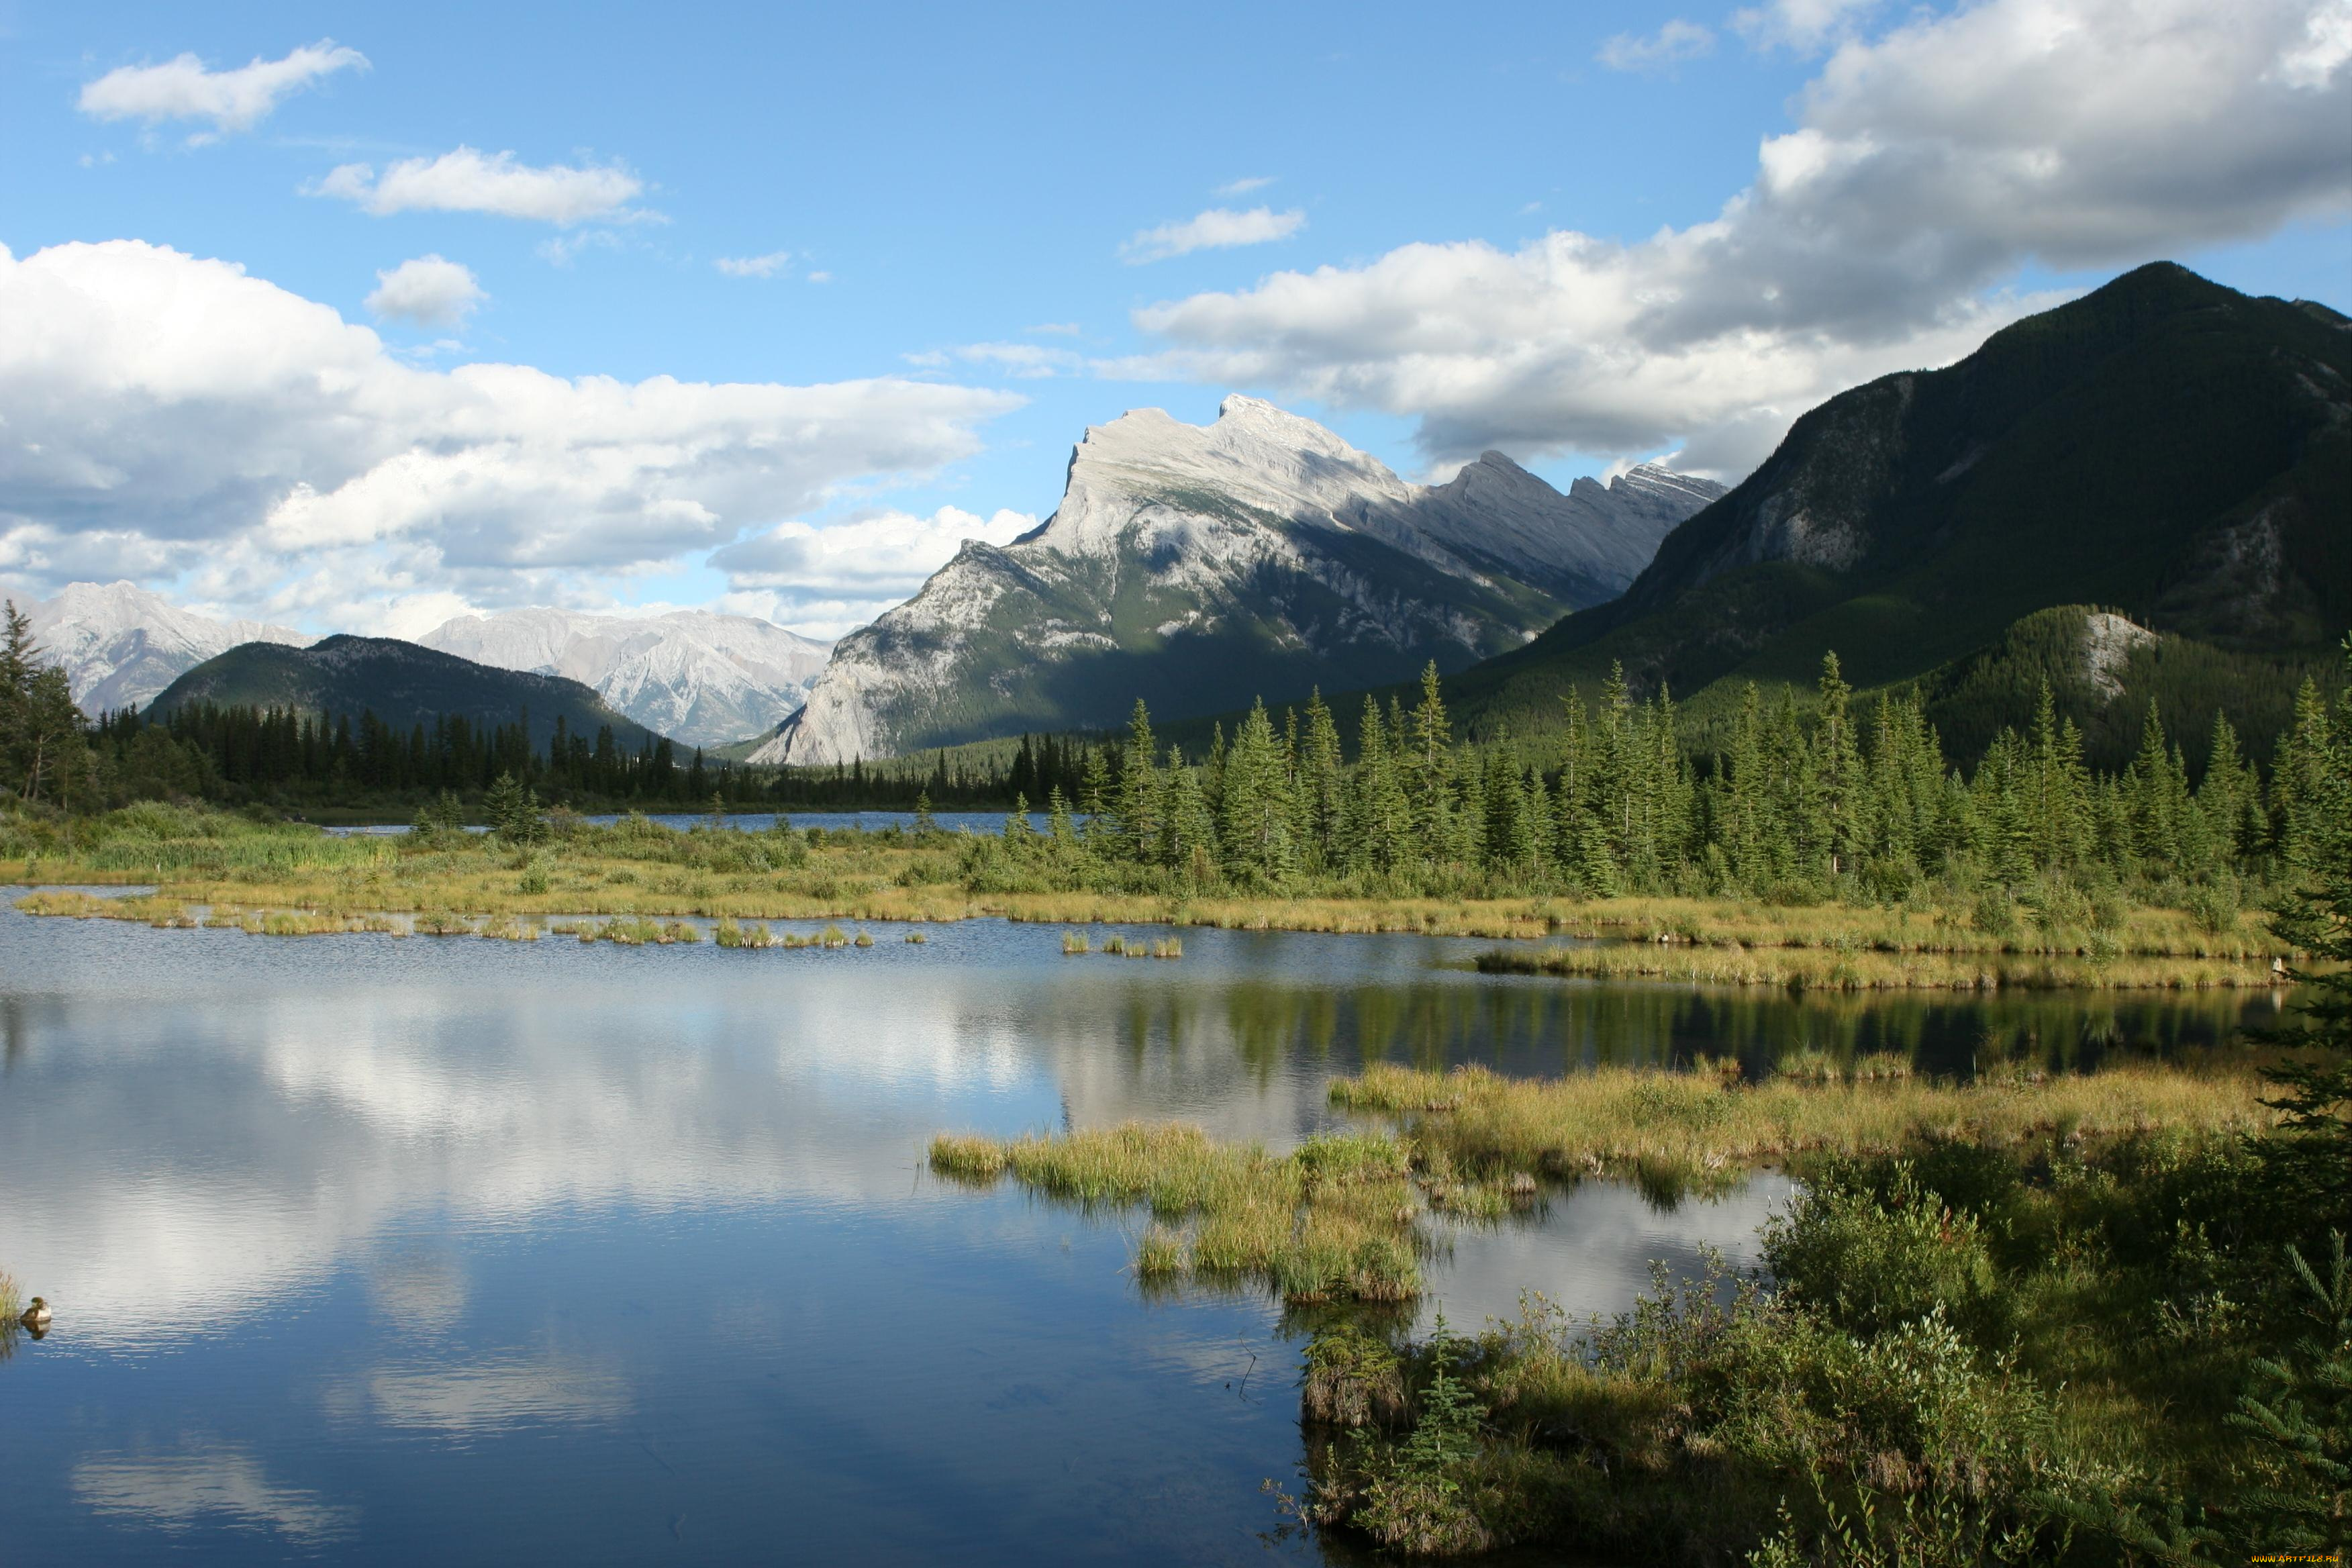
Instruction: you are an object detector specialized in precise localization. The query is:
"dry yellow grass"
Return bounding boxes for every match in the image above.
[8,834,2287,973]
[1330,1060,2275,1196]
[1476,941,2282,991]
[928,1123,1422,1304]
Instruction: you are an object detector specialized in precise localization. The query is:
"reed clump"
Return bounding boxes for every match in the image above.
[714,917,776,948]
[925,1124,1422,1304]
[1330,1060,2273,1199]
[1061,930,1090,955]
[1475,938,2282,991]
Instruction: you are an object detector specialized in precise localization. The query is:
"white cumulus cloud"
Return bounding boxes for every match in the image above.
[365,255,485,328]
[0,240,1020,633]
[1120,206,1306,264]
[312,148,646,226]
[715,251,791,278]
[79,40,366,138]
[1121,0,2352,478]
[1598,19,1716,71]
[710,505,1036,635]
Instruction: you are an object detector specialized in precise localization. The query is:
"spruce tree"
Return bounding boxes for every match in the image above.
[1117,700,1162,863]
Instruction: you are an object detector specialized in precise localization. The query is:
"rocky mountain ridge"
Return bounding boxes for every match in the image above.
[418,607,831,749]
[26,581,313,713]
[758,396,1720,763]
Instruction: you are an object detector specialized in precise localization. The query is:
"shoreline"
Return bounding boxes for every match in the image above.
[9,874,2296,991]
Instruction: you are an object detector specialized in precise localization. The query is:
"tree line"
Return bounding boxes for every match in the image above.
[975,654,2343,904]
[0,603,1091,815]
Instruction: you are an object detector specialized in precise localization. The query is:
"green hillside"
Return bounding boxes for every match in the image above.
[147,635,666,752]
[1438,262,2348,744]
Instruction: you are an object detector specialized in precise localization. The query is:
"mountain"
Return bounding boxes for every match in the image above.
[147,636,664,752]
[1898,603,2330,775]
[26,581,313,713]
[756,395,1722,763]
[1444,262,2351,736]
[415,607,831,749]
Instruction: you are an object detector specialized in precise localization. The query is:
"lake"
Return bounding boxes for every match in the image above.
[0,903,2268,1564]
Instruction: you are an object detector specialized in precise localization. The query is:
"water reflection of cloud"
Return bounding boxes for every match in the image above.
[347,1352,631,1433]
[1,921,1856,1348]
[70,1447,353,1542]
[1419,1176,1798,1333]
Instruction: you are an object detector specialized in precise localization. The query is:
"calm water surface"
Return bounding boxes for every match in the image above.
[0,905,2267,1564]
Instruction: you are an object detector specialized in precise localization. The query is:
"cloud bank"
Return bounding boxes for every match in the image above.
[79,40,367,138]
[0,240,1018,634]
[1124,0,2351,477]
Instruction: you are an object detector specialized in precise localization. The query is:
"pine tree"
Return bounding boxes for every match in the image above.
[1217,699,1297,885]
[1159,748,1218,883]
[1815,654,1862,879]
[1299,690,1345,872]
[1116,700,1162,863]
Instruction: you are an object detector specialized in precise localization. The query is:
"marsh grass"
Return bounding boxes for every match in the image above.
[926,1124,1422,1304]
[9,812,2288,984]
[714,917,777,948]
[1475,940,2282,991]
[1330,1061,2274,1200]
[0,1268,18,1323]
[1062,930,1090,954]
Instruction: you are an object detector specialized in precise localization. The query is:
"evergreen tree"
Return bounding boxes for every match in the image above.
[1159,748,1217,883]
[1116,700,1163,858]
[1816,654,1862,878]
[1217,699,1297,885]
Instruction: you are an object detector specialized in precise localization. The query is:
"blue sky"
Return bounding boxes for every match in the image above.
[3,0,2345,637]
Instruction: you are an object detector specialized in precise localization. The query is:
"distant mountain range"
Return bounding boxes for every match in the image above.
[27,582,314,713]
[756,395,1721,763]
[1444,261,2350,743]
[23,584,829,748]
[416,608,830,748]
[147,636,661,753]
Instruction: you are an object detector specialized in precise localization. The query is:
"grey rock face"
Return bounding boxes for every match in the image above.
[760,397,1720,764]
[28,581,313,712]
[419,608,832,749]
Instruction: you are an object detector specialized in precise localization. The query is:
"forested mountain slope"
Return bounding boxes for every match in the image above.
[148,636,663,754]
[1444,262,2350,740]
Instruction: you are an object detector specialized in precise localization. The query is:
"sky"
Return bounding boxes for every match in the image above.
[1,0,2345,640]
